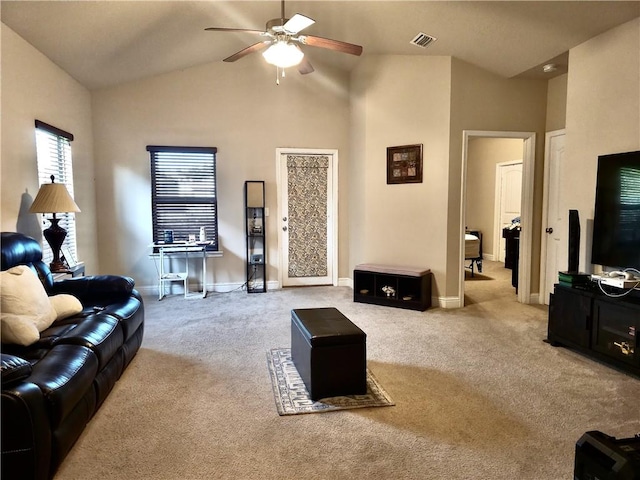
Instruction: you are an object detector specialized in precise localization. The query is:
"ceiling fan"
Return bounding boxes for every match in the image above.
[205,0,363,77]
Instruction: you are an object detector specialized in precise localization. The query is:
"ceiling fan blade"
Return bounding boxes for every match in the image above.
[223,42,271,62]
[205,27,266,35]
[283,14,315,34]
[297,35,363,56]
[297,57,315,75]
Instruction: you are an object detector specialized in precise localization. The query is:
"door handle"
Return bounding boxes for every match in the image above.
[283,226,287,232]
[282,217,287,222]
[614,341,634,355]
[545,227,553,234]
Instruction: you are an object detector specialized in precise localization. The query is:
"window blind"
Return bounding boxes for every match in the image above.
[34,120,78,264]
[147,146,219,250]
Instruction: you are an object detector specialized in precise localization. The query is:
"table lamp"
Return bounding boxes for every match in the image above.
[29,175,81,272]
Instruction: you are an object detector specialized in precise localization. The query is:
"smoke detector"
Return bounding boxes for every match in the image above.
[410,32,437,48]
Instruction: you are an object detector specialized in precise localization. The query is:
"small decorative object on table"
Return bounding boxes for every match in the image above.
[382,285,396,298]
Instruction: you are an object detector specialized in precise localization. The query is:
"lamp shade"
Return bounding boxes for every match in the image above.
[29,176,80,214]
[262,41,304,68]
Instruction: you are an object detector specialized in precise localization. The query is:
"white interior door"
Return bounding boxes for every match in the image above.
[494,162,523,262]
[541,130,566,304]
[277,148,337,287]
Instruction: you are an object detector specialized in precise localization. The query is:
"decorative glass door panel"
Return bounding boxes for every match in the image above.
[278,149,336,287]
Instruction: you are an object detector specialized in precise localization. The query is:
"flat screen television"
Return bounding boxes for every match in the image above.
[590,150,640,270]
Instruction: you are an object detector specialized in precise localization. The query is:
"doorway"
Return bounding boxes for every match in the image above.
[460,130,536,306]
[276,148,338,288]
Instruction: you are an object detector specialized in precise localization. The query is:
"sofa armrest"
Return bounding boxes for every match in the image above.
[1,354,32,387]
[2,381,52,480]
[49,275,135,306]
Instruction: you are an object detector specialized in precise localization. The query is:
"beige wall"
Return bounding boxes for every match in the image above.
[563,17,640,272]
[0,24,99,271]
[3,17,638,304]
[349,55,452,299]
[546,74,567,132]
[466,138,524,257]
[350,55,548,304]
[91,57,351,289]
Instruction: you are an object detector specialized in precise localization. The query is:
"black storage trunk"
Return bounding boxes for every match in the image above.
[291,308,366,401]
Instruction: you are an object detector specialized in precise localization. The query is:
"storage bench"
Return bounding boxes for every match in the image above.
[353,263,432,311]
[291,307,367,401]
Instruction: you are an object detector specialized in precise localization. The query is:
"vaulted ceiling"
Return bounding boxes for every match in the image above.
[2,1,638,90]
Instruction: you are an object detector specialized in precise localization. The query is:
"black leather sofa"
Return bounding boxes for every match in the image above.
[1,232,144,479]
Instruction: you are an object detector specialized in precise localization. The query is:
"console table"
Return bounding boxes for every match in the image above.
[151,243,221,300]
[548,283,640,376]
[353,264,432,311]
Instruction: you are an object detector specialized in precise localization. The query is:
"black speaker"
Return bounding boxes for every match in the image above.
[574,431,640,480]
[568,209,580,273]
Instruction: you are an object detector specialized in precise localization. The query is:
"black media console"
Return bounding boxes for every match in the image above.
[548,283,640,376]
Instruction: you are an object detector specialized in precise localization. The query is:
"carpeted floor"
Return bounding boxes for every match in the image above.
[54,261,640,479]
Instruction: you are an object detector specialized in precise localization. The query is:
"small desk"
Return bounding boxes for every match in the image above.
[152,243,211,300]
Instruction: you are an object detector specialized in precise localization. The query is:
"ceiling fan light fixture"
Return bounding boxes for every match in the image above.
[262,41,304,68]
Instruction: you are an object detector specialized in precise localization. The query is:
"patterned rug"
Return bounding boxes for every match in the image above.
[267,348,395,415]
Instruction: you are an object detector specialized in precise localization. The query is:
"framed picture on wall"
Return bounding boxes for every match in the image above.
[386,144,423,184]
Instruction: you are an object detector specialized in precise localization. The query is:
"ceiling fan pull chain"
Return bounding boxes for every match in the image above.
[276,66,280,85]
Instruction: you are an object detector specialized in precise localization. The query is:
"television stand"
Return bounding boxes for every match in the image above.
[548,283,640,376]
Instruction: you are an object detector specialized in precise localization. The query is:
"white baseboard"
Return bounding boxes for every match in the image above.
[138,281,248,297]
[139,277,471,310]
[438,296,462,309]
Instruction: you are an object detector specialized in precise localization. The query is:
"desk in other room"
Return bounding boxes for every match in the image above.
[150,243,222,300]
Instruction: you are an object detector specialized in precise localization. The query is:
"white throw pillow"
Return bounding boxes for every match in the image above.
[0,265,57,345]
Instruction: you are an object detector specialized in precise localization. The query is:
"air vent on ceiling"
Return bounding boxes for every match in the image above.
[410,32,437,48]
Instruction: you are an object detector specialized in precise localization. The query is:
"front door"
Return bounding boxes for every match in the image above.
[277,148,337,287]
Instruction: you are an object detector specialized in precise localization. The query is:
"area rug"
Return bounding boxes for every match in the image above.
[267,348,395,415]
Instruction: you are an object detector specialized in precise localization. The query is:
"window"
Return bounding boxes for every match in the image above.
[147,146,219,250]
[34,120,78,264]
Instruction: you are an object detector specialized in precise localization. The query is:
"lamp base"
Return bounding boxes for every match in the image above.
[49,259,69,273]
[43,217,69,272]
